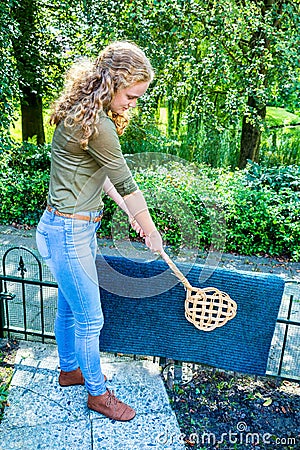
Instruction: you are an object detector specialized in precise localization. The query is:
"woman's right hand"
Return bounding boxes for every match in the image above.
[144,229,163,253]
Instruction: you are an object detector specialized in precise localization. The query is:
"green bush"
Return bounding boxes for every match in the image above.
[0,168,49,225]
[99,161,300,260]
[0,140,299,261]
[0,140,50,225]
[99,161,224,254]
[0,139,51,173]
[243,161,300,192]
[216,165,300,260]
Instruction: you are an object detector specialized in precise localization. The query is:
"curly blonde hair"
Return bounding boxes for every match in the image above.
[50,41,154,149]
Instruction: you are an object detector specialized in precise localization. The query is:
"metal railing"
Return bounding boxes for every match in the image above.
[266,280,300,381]
[0,246,57,342]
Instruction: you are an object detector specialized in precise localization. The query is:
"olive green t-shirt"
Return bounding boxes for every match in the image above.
[47,111,137,213]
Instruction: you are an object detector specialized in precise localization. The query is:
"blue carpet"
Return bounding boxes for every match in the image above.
[97,254,284,376]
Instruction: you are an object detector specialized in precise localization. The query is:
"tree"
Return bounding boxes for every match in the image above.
[192,0,300,168]
[3,0,300,166]
[83,0,300,167]
[0,0,18,137]
[10,0,76,145]
[11,0,46,144]
[238,0,300,168]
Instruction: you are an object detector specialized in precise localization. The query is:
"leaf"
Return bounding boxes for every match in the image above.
[263,398,272,406]
[185,439,195,447]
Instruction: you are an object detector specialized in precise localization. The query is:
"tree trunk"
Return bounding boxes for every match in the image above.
[12,0,45,145]
[239,96,266,169]
[21,88,45,145]
[238,0,279,168]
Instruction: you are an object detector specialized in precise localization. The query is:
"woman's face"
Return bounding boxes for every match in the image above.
[110,81,150,114]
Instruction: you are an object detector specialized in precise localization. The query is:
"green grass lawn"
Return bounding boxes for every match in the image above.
[266,107,300,127]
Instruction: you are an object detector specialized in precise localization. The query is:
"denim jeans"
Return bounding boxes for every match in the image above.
[36,208,106,396]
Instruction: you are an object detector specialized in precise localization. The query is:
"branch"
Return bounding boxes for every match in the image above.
[206,90,228,95]
[220,39,241,63]
[272,1,284,29]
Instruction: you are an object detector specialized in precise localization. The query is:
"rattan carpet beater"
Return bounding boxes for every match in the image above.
[160,250,237,331]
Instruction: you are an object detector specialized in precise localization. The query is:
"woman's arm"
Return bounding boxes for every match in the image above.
[123,190,163,253]
[103,177,145,237]
[103,176,128,212]
[103,177,163,253]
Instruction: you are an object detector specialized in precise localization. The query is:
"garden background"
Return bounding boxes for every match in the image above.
[1,0,300,261]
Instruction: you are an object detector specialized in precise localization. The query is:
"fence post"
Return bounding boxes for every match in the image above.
[0,290,16,339]
[0,289,4,338]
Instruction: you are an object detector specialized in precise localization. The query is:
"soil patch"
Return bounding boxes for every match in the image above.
[163,364,300,449]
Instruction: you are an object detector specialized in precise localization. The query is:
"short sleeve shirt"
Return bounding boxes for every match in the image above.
[47,111,137,213]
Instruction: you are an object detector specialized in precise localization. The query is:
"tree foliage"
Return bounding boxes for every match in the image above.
[1,0,300,166]
[0,0,18,135]
[68,0,300,167]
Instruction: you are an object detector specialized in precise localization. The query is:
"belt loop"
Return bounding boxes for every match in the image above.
[94,211,101,223]
[49,205,56,221]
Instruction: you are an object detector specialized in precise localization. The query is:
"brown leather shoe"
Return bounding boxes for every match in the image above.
[59,368,107,387]
[87,389,136,421]
[59,367,85,386]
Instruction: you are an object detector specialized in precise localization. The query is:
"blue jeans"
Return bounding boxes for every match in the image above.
[36,208,106,396]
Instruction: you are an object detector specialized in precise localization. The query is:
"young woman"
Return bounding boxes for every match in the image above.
[36,41,163,421]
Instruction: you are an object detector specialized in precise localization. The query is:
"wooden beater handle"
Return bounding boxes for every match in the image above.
[160,250,193,291]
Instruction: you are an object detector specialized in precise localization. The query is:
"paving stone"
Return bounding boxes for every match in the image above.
[89,381,170,421]
[92,411,185,449]
[0,420,91,450]
[0,341,184,449]
[101,360,162,385]
[14,341,58,366]
[10,365,37,387]
[1,382,87,428]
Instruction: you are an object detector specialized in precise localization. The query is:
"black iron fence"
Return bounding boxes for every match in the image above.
[0,246,57,342]
[0,246,299,380]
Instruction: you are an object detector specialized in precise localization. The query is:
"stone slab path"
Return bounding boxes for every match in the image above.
[0,341,184,450]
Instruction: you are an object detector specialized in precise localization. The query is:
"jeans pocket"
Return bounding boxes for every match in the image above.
[64,218,91,234]
[36,229,51,260]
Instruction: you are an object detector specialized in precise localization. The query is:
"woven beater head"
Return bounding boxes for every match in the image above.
[184,286,237,332]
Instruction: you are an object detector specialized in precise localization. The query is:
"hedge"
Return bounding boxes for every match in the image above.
[0,141,299,261]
